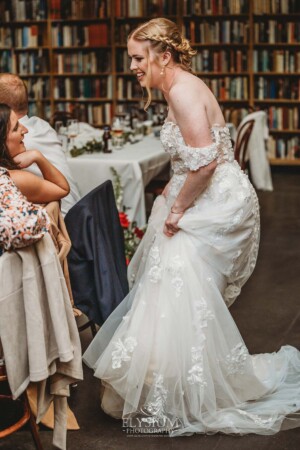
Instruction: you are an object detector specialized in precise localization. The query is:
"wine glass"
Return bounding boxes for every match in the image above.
[67,119,79,152]
[54,120,68,152]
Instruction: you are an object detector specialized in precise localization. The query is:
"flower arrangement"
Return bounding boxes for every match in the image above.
[110,167,146,264]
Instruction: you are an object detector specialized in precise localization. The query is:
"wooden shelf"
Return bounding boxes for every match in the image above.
[3,0,298,149]
[269,158,300,166]
[270,130,300,134]
[54,98,113,102]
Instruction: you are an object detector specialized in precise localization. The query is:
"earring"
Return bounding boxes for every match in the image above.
[160,65,165,76]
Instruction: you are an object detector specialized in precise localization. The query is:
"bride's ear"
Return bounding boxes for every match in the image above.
[161,50,172,66]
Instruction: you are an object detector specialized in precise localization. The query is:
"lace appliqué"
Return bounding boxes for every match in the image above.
[211,125,234,164]
[143,373,168,420]
[148,244,163,283]
[187,296,214,386]
[187,346,207,388]
[225,343,248,375]
[167,255,184,298]
[112,337,137,369]
[179,143,218,171]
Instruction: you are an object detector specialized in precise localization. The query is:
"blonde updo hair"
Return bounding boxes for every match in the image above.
[128,18,196,109]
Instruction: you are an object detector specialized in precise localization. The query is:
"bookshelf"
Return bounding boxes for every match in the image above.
[0,0,299,164]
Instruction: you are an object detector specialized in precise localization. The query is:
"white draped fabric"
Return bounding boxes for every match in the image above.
[239,111,273,191]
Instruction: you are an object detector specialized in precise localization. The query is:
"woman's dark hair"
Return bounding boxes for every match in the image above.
[0,103,19,170]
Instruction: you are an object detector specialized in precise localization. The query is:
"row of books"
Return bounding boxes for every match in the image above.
[253,0,300,14]
[268,136,300,159]
[0,51,13,72]
[53,50,111,74]
[50,0,109,19]
[191,49,247,73]
[55,101,112,126]
[203,77,249,100]
[28,101,51,120]
[114,0,177,17]
[115,22,143,44]
[14,26,44,48]
[0,28,12,48]
[17,50,49,74]
[183,20,249,44]
[117,78,164,101]
[26,77,50,99]
[222,107,249,127]
[255,77,300,100]
[2,0,47,21]
[53,76,113,99]
[183,0,248,15]
[254,21,300,44]
[51,24,109,47]
[268,106,299,130]
[253,50,300,73]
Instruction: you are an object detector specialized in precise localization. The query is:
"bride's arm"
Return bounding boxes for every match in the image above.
[164,83,220,237]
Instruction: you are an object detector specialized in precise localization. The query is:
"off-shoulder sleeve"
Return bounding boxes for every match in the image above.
[178,142,218,171]
[0,168,50,252]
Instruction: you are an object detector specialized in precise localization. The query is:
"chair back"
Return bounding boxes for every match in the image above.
[50,111,73,127]
[234,119,255,171]
[64,180,129,325]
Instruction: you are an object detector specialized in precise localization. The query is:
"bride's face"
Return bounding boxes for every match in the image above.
[6,110,28,158]
[128,38,161,89]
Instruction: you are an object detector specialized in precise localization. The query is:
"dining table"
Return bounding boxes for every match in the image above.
[67,134,170,227]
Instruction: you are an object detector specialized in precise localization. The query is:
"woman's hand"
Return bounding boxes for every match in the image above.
[13,150,40,169]
[163,210,184,237]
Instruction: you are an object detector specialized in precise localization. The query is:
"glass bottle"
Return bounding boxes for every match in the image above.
[103,126,112,153]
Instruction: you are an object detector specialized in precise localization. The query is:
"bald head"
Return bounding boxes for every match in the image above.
[0,73,28,117]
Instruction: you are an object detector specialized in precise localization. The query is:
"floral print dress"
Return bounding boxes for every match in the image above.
[0,167,49,255]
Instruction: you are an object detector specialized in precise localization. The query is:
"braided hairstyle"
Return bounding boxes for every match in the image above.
[0,103,19,170]
[128,18,197,109]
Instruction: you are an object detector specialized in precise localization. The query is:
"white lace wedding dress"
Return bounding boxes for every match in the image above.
[83,122,300,435]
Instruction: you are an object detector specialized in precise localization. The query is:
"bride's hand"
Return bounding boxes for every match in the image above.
[163,211,184,237]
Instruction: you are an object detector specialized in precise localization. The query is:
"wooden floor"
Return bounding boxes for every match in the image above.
[1,167,300,450]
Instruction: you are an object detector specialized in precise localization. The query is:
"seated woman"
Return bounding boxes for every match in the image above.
[0,102,74,294]
[0,102,70,204]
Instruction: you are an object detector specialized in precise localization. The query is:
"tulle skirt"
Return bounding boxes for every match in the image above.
[83,165,300,436]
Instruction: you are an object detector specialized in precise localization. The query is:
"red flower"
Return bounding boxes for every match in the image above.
[119,212,129,228]
[134,227,144,239]
[126,257,130,266]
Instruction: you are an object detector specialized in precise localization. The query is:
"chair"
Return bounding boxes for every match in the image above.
[65,180,129,327]
[234,119,255,172]
[0,359,43,449]
[145,162,171,213]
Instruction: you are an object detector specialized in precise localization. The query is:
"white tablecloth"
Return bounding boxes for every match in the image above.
[67,135,170,227]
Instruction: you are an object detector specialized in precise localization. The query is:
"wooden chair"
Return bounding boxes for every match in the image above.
[234,119,255,172]
[145,163,171,200]
[0,360,43,449]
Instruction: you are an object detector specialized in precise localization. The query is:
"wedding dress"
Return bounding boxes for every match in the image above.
[83,122,300,435]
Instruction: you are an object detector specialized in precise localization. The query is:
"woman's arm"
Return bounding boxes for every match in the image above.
[163,81,220,237]
[9,150,70,203]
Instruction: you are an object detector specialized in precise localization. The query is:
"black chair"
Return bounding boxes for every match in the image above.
[65,180,129,327]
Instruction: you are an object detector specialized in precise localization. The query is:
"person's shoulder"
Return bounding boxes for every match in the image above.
[169,73,206,114]
[21,116,54,135]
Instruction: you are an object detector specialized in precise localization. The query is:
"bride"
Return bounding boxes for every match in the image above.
[83,18,300,435]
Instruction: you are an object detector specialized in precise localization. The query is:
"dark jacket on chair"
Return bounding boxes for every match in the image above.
[65,180,129,325]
